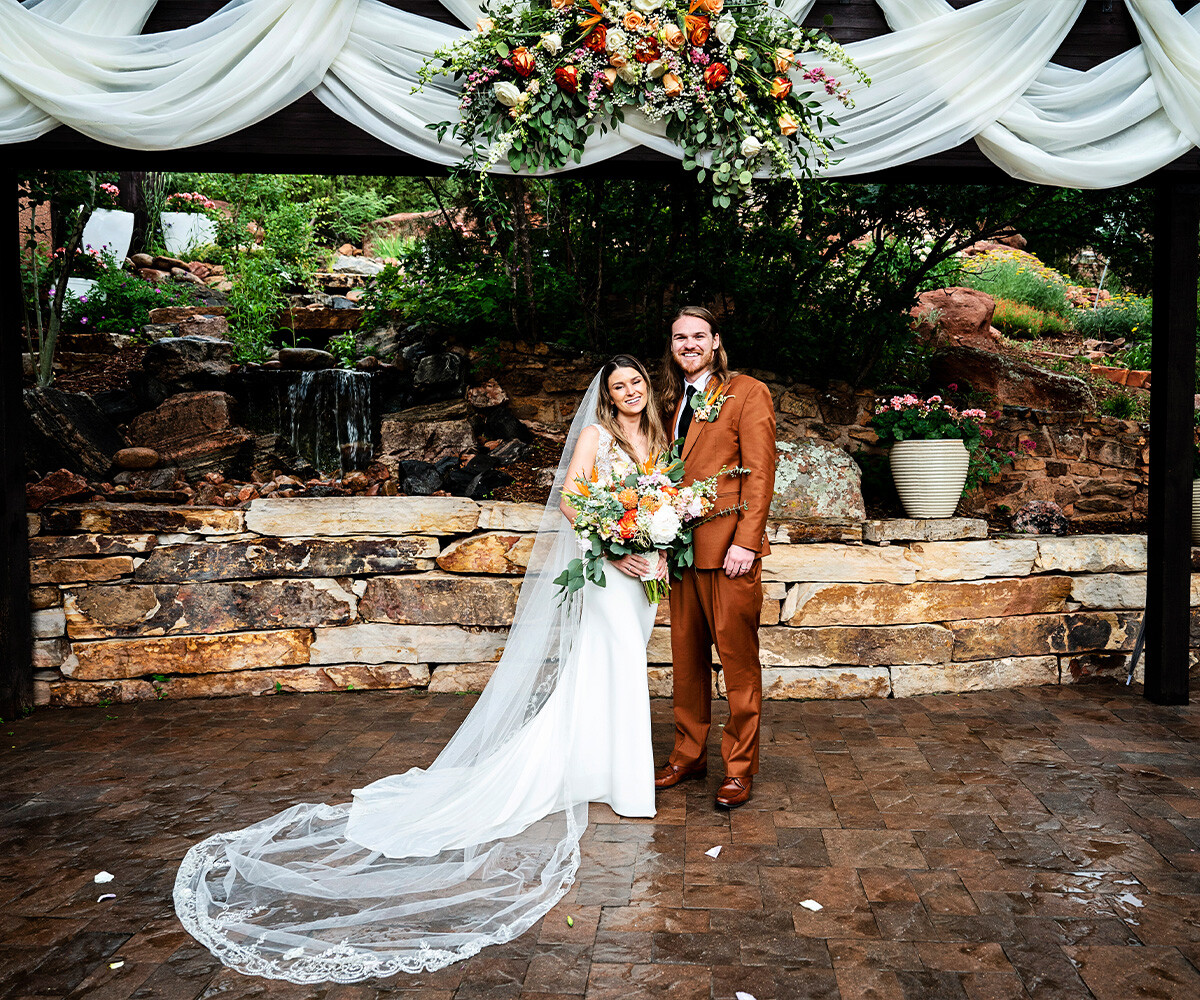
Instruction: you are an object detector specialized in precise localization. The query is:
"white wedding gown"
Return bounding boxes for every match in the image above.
[174,389,657,983]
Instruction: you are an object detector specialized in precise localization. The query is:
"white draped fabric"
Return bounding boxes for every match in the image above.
[5,0,1200,186]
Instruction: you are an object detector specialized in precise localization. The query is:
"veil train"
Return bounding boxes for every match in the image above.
[174,374,606,983]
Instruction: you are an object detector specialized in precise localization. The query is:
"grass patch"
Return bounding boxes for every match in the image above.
[962,254,1072,316]
[991,297,1070,339]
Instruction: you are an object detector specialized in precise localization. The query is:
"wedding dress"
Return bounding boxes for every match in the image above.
[174,374,656,983]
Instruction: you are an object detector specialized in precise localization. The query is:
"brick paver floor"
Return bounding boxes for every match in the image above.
[2,684,1199,999]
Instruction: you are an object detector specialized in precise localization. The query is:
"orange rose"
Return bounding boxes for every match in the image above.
[684,14,710,46]
[622,11,644,31]
[663,23,685,50]
[510,47,536,78]
[634,37,660,63]
[600,67,618,90]
[698,0,724,12]
[555,65,579,93]
[551,0,571,8]
[662,72,682,97]
[778,111,798,136]
[618,510,638,539]
[770,76,792,99]
[773,47,794,73]
[609,51,628,68]
[617,487,639,509]
[662,485,679,496]
[584,23,607,52]
[703,62,729,90]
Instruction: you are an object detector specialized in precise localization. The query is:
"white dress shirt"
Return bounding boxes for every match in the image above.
[674,371,713,439]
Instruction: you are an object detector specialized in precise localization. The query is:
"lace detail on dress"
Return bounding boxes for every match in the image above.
[593,425,633,478]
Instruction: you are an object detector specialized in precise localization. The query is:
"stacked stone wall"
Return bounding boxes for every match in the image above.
[27,498,1192,709]
[486,345,1148,528]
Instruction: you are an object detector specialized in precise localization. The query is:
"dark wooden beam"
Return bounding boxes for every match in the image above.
[1144,181,1198,705]
[1,170,33,721]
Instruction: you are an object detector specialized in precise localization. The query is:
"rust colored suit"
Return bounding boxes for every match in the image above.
[668,372,776,778]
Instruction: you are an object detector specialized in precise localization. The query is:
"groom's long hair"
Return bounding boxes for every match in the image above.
[596,354,670,462]
[659,305,731,415]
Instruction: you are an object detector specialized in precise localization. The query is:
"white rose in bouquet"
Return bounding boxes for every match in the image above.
[617,63,639,85]
[540,32,562,54]
[632,0,664,11]
[606,28,627,51]
[649,504,682,546]
[740,135,763,158]
[494,81,522,107]
[646,59,667,80]
[715,16,736,45]
[612,458,633,479]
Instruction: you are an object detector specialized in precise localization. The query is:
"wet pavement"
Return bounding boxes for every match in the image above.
[2,684,1199,999]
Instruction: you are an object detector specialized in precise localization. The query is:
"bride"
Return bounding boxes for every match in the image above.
[175,354,671,983]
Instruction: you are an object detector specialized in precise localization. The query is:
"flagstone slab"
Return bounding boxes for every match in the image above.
[1034,534,1147,574]
[27,533,157,559]
[246,496,479,536]
[759,624,954,668]
[42,503,244,536]
[762,666,892,699]
[428,662,499,693]
[359,573,521,626]
[892,657,1059,697]
[30,556,134,585]
[783,576,1072,627]
[436,532,535,574]
[762,544,918,584]
[133,536,438,583]
[64,579,355,639]
[309,624,506,665]
[908,539,1039,582]
[948,612,1141,660]
[477,501,545,532]
[62,629,314,680]
[862,518,988,544]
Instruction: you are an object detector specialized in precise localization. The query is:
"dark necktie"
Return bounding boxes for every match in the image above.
[678,385,697,441]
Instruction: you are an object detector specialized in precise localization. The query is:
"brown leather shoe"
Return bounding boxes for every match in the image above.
[654,759,707,789]
[715,775,752,808]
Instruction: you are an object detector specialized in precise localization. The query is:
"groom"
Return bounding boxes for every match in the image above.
[655,306,777,808]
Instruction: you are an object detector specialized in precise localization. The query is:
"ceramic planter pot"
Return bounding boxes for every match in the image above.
[81,208,134,261]
[160,211,217,256]
[889,438,970,518]
[1193,480,1200,544]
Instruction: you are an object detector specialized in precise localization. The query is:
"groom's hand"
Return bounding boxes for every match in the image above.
[722,544,755,578]
[611,553,652,579]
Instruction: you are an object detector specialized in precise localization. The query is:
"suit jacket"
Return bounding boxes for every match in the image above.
[671,372,777,570]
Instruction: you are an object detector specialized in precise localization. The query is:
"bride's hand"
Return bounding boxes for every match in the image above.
[655,551,669,581]
[609,553,652,578]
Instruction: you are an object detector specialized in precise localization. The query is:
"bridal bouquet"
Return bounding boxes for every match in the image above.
[419,0,867,206]
[557,452,726,603]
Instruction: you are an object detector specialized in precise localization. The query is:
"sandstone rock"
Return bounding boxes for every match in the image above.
[23,387,128,479]
[762,666,891,700]
[127,391,253,479]
[245,496,479,536]
[25,469,92,511]
[332,254,384,276]
[765,518,863,544]
[27,513,40,537]
[909,539,1039,582]
[910,287,997,349]
[436,533,535,574]
[29,587,61,611]
[862,518,987,544]
[1061,652,1130,684]
[185,261,214,279]
[381,400,476,464]
[1069,574,1146,610]
[43,503,245,536]
[948,611,1140,660]
[309,624,506,665]
[134,536,438,583]
[138,268,170,283]
[428,662,499,693]
[141,336,234,386]
[33,638,69,670]
[415,353,467,398]
[932,346,1094,411]
[772,440,865,519]
[147,306,226,324]
[130,253,154,268]
[758,624,953,667]
[762,544,917,584]
[64,578,355,639]
[468,379,508,409]
[178,313,229,340]
[783,576,1072,627]
[891,657,1058,697]
[114,447,160,470]
[30,556,134,585]
[31,607,66,638]
[32,536,155,563]
[1010,500,1070,535]
[360,574,520,626]
[1033,535,1146,574]
[477,501,545,532]
[277,347,337,369]
[62,629,313,680]
[647,666,674,697]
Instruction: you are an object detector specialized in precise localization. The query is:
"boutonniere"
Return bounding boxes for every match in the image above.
[691,381,734,423]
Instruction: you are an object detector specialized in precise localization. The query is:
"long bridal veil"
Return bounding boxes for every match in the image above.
[174,374,605,983]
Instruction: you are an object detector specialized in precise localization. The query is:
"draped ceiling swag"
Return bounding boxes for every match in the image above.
[4,0,1200,188]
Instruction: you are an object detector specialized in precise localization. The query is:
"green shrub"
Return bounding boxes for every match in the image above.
[328,330,359,369]
[961,256,1071,316]
[991,297,1069,339]
[1070,293,1151,340]
[1121,340,1152,371]
[310,190,391,247]
[1099,393,1139,419]
[369,233,418,260]
[63,253,195,337]
[226,253,288,362]
[263,202,315,278]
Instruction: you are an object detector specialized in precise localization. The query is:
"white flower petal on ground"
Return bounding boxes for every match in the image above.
[94,871,114,884]
[97,893,116,902]
[705,845,722,858]
[799,899,823,911]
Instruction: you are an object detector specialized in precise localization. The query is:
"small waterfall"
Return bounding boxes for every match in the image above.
[279,369,374,475]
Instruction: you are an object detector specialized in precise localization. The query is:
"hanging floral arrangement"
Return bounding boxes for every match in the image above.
[419,0,868,206]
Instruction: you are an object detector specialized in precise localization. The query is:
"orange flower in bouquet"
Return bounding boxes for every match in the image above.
[703,62,729,90]
[510,46,536,77]
[684,14,710,45]
[555,65,579,93]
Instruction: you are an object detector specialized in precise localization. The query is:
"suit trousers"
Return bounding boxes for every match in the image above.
[668,561,763,778]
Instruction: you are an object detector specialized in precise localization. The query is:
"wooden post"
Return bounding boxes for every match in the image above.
[1144,181,1198,705]
[1,170,33,719]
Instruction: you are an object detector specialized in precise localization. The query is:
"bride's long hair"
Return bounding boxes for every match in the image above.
[595,354,669,463]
